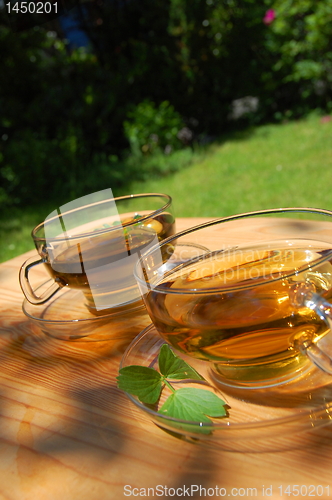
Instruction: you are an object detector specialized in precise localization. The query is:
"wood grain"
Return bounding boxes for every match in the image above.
[1,218,332,499]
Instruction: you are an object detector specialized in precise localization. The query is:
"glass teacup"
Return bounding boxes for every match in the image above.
[135,208,332,388]
[20,190,175,315]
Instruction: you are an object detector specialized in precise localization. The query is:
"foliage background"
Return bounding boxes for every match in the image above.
[0,0,332,212]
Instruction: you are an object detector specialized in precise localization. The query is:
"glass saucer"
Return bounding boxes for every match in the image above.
[120,324,332,451]
[22,279,147,341]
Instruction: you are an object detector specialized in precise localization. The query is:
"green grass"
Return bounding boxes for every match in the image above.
[127,112,332,217]
[0,208,45,263]
[1,112,332,263]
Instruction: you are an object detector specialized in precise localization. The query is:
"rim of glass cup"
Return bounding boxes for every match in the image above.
[134,207,332,295]
[31,192,173,243]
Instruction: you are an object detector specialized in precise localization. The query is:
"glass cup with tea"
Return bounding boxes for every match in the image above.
[19,190,175,315]
[135,208,332,388]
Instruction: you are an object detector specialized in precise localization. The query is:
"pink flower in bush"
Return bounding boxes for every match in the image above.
[263,9,276,25]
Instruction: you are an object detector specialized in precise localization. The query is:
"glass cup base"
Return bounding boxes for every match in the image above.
[211,354,313,389]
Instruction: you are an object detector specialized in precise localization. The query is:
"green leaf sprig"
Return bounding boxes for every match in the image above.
[117,344,228,433]
[111,213,143,237]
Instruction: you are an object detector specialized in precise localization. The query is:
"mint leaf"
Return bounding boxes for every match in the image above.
[158,344,204,380]
[117,366,162,404]
[158,387,227,426]
[117,346,229,434]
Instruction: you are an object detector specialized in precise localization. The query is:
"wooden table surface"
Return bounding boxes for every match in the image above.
[1,217,332,500]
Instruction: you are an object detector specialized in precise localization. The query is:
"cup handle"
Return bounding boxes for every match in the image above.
[19,255,62,305]
[291,282,332,375]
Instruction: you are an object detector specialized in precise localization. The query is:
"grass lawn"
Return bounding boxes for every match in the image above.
[1,112,332,263]
[127,112,332,217]
[0,207,49,263]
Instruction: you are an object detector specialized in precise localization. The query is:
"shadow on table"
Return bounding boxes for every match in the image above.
[1,314,332,499]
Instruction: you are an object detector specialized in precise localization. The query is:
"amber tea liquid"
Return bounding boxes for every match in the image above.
[43,212,175,312]
[146,240,332,384]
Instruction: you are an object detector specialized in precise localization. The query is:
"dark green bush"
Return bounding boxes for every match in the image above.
[124,100,185,156]
[1,0,332,211]
[264,0,332,118]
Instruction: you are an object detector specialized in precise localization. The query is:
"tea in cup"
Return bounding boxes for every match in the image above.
[135,208,332,388]
[20,190,175,314]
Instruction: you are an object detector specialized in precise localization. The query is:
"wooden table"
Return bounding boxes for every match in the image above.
[1,217,332,500]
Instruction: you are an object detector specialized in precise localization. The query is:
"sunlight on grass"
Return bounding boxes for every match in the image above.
[1,113,332,262]
[128,113,332,217]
